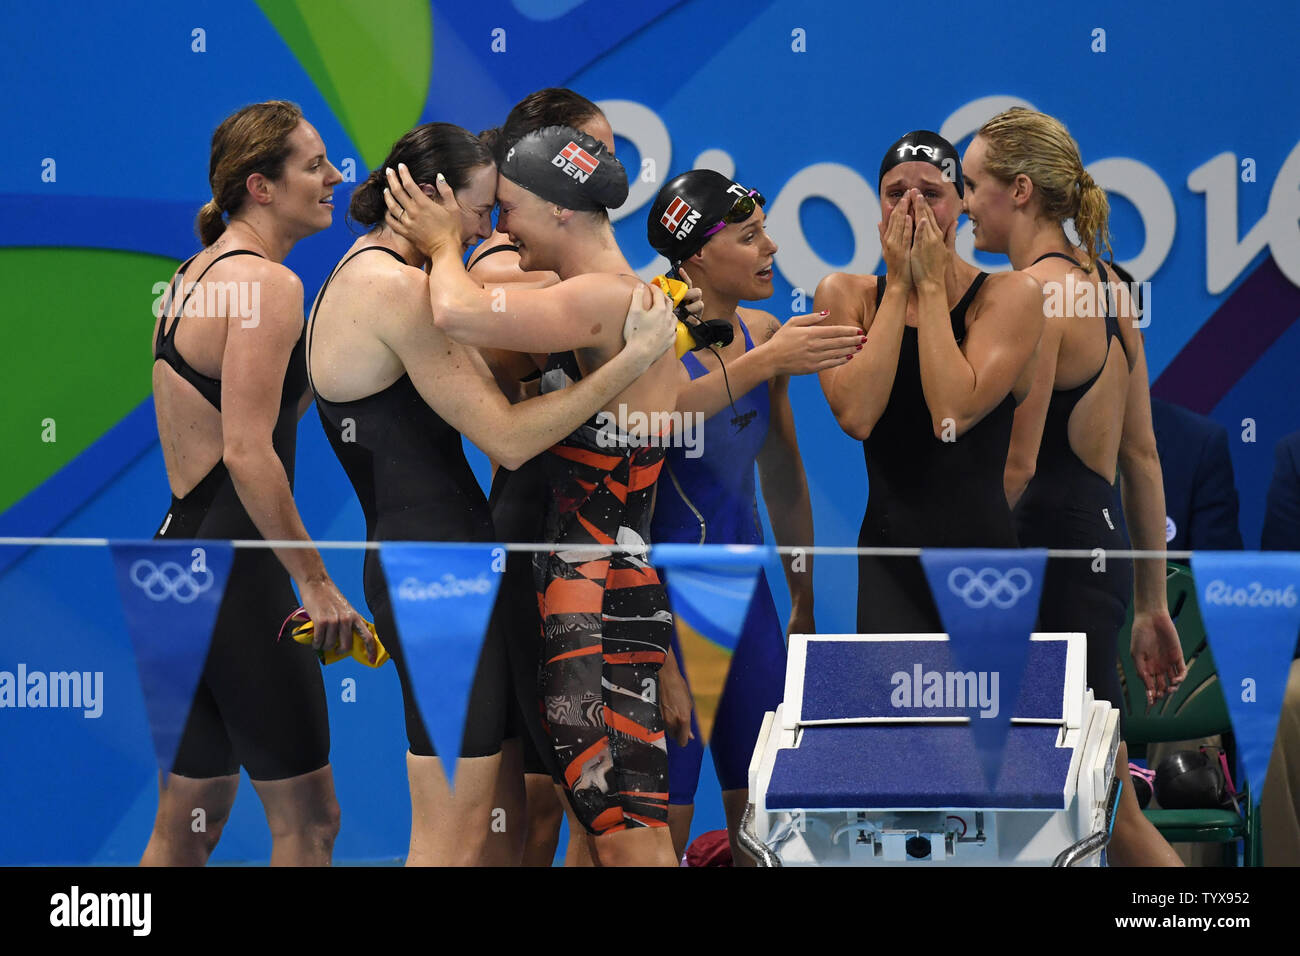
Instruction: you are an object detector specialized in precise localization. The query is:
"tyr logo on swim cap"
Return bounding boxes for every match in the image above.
[878,130,964,198]
[647,169,763,266]
[500,125,628,212]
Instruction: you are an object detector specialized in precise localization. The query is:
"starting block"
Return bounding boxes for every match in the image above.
[739,634,1121,866]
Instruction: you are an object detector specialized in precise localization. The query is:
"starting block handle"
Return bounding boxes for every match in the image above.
[737,803,782,868]
[1052,777,1122,868]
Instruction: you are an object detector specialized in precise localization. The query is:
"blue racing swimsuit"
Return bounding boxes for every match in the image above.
[650,318,787,800]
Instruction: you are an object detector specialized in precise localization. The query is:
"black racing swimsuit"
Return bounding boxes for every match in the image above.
[856,272,1020,633]
[309,246,515,759]
[470,238,560,777]
[1014,253,1133,722]
[152,249,329,781]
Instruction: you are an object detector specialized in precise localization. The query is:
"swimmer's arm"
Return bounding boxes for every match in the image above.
[476,347,536,404]
[218,269,328,585]
[1116,306,1169,614]
[674,312,778,419]
[916,271,1042,439]
[816,273,905,440]
[383,272,670,469]
[756,373,815,634]
[674,309,860,419]
[659,646,694,747]
[438,346,661,470]
[430,249,637,353]
[674,354,775,419]
[385,166,630,353]
[466,249,556,398]
[1005,314,1062,509]
[1116,304,1184,698]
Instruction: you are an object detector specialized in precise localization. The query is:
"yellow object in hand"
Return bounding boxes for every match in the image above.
[278,607,390,667]
[652,274,695,359]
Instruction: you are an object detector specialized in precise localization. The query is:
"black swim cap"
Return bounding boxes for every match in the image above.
[499,125,627,212]
[647,169,762,266]
[878,130,964,198]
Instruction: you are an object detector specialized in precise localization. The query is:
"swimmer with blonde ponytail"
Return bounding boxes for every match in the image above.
[963,107,1187,866]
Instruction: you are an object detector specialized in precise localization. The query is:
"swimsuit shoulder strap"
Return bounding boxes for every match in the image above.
[1095,260,1130,362]
[1031,251,1082,267]
[157,250,263,345]
[467,243,518,270]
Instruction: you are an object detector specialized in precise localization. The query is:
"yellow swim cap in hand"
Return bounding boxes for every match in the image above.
[652,274,696,359]
[652,274,735,358]
[277,607,390,667]
[652,273,689,306]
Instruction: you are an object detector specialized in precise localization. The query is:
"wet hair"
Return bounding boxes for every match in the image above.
[496,88,604,164]
[477,126,502,157]
[976,107,1112,270]
[348,122,494,231]
[197,100,303,246]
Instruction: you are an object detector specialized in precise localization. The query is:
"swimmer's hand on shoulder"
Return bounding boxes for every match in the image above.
[383,163,459,257]
[621,282,677,368]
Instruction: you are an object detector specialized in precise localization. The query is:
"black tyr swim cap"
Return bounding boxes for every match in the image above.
[878,130,964,198]
[499,125,628,212]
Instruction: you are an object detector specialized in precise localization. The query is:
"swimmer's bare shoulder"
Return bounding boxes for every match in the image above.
[219,253,304,339]
[559,270,647,361]
[737,306,780,345]
[813,271,876,334]
[365,253,452,353]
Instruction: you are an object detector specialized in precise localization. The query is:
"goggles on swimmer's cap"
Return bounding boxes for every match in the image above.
[647,169,766,268]
[499,125,628,212]
[702,189,765,237]
[878,129,964,198]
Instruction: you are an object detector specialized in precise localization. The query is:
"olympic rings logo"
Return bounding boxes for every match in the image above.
[946,566,1033,610]
[129,559,213,604]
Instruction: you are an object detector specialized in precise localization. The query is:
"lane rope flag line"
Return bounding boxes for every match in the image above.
[0,536,1197,560]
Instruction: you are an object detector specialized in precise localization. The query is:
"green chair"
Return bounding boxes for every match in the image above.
[1115,561,1262,865]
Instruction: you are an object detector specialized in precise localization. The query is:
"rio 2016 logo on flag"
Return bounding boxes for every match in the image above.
[380,542,504,786]
[1193,552,1300,799]
[1202,578,1298,608]
[396,574,494,601]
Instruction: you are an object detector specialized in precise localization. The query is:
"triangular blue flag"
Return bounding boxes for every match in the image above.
[920,548,1047,789]
[652,544,772,651]
[108,539,234,781]
[380,542,503,788]
[1191,552,1300,799]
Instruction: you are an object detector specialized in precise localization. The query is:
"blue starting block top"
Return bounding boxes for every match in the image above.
[793,636,1071,724]
[766,724,1071,810]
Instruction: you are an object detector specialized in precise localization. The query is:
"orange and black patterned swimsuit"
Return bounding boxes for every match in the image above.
[533,350,673,834]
